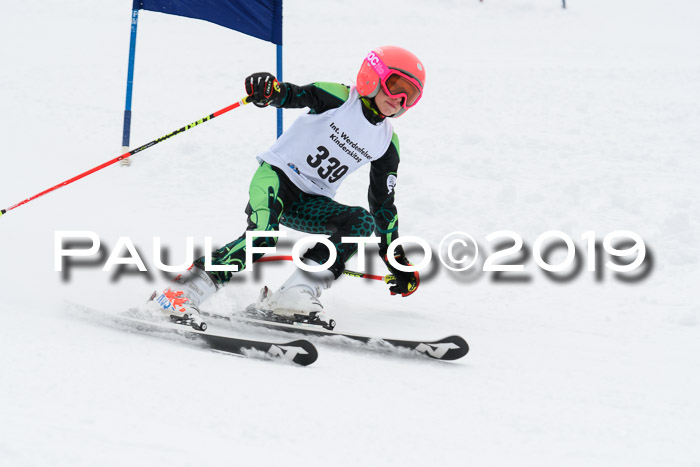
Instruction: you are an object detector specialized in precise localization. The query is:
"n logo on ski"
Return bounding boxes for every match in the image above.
[414,342,462,359]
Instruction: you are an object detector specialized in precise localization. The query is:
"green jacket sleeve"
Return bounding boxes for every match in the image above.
[368,134,400,258]
[273,82,349,114]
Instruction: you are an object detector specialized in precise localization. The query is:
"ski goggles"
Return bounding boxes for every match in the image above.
[365,51,423,109]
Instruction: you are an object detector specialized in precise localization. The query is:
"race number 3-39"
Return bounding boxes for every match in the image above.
[307,145,348,183]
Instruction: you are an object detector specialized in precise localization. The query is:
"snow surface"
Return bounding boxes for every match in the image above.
[1,0,699,465]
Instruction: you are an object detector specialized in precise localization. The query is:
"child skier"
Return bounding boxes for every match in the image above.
[147,46,425,329]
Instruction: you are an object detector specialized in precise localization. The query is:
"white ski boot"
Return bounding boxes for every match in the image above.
[257,260,336,329]
[144,266,217,331]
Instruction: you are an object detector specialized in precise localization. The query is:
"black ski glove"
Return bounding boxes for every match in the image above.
[383,249,420,297]
[244,72,285,108]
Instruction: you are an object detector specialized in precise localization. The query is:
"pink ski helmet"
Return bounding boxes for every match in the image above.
[356,46,425,117]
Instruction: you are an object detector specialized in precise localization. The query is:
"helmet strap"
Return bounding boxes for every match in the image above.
[361,97,387,121]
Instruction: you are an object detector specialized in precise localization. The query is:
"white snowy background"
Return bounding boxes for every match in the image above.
[1,0,699,465]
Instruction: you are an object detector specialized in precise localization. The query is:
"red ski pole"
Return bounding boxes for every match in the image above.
[1,97,250,218]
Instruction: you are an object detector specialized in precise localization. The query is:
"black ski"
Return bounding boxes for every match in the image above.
[202,311,469,361]
[80,307,318,366]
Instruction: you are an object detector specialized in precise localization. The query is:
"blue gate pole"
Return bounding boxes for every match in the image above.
[121,8,140,165]
[276,44,283,138]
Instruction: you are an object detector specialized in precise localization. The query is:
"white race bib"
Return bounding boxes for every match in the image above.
[257,86,393,198]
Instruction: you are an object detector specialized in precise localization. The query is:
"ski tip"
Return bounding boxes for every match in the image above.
[278,339,319,366]
[429,335,470,361]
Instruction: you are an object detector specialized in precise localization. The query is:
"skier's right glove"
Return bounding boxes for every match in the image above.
[383,251,420,297]
[244,72,285,108]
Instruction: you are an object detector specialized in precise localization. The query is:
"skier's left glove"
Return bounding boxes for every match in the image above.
[383,251,420,297]
[244,72,286,108]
